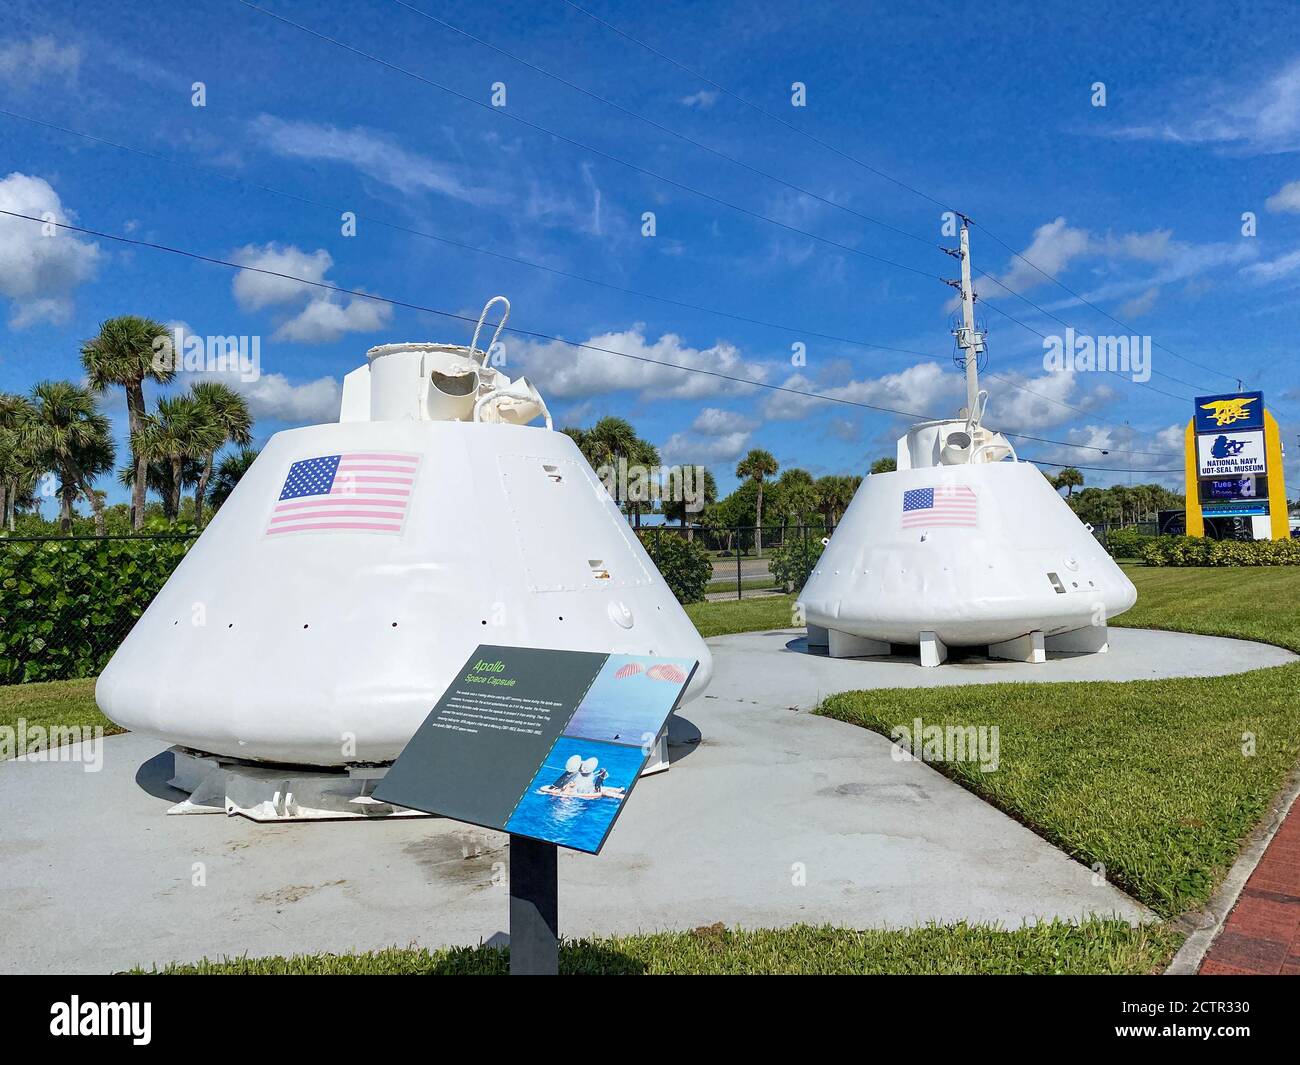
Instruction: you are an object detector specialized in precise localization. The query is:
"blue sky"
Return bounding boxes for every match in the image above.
[4,0,1300,511]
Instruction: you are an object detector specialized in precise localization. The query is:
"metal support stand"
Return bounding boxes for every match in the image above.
[509,834,559,975]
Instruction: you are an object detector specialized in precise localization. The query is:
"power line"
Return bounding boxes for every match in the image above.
[233,3,1216,429]
[561,0,1246,395]
[389,0,938,249]
[236,0,941,283]
[0,106,1159,441]
[1033,459,1181,474]
[973,268,1210,393]
[978,301,1197,405]
[973,223,1240,386]
[0,208,1176,465]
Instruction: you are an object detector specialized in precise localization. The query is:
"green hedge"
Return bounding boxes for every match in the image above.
[1101,527,1153,559]
[0,536,195,684]
[769,535,826,592]
[639,530,712,604]
[1141,535,1300,567]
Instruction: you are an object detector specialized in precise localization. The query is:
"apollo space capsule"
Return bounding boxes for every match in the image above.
[799,411,1136,666]
[97,298,713,769]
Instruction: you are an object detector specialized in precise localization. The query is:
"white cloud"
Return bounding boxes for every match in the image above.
[1117,286,1159,318]
[659,407,761,466]
[680,90,720,109]
[515,327,769,402]
[1241,248,1300,283]
[179,369,342,425]
[0,172,102,326]
[274,295,391,343]
[968,216,1254,314]
[231,242,391,342]
[232,243,332,310]
[1110,57,1300,155]
[691,407,757,435]
[1267,180,1300,213]
[250,114,501,205]
[0,36,80,86]
[991,370,1116,433]
[986,217,1092,296]
[761,362,960,423]
[660,429,751,465]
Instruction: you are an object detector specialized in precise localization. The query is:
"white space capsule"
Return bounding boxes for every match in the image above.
[799,413,1136,666]
[97,298,713,768]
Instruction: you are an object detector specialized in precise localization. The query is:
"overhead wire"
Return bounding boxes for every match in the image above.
[0,105,1156,439]
[560,0,1253,399]
[0,208,1178,467]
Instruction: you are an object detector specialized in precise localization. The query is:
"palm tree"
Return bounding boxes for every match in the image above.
[776,468,817,535]
[115,456,203,521]
[570,417,640,514]
[815,474,859,529]
[1055,466,1085,497]
[207,446,260,512]
[134,394,222,521]
[23,381,115,532]
[624,437,660,529]
[80,316,175,529]
[578,417,638,483]
[188,381,253,525]
[736,448,778,556]
[661,466,717,533]
[75,435,116,535]
[0,392,39,531]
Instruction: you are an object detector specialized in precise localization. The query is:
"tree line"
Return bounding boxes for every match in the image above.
[0,316,257,535]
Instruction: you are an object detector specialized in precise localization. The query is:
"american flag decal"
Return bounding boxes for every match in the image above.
[901,485,978,528]
[266,453,419,537]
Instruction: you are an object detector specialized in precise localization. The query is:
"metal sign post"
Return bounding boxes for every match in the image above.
[509,834,559,975]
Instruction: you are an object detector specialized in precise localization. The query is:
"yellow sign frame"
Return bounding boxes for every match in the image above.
[1184,409,1288,539]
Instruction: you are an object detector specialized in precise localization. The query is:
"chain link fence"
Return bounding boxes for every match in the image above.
[0,515,1178,684]
[645,523,835,600]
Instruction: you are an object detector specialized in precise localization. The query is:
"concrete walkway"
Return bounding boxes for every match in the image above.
[4,625,1283,974]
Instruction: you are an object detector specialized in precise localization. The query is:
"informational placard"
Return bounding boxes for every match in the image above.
[374,646,697,854]
[1197,429,1266,477]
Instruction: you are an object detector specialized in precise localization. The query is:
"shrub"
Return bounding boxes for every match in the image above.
[1102,527,1152,559]
[639,530,712,604]
[0,535,196,684]
[769,535,826,592]
[1141,535,1300,567]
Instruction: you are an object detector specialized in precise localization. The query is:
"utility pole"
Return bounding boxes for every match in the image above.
[945,216,986,428]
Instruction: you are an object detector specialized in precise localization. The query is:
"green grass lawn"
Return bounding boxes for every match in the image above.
[0,677,116,737]
[1118,565,1300,651]
[144,918,1179,975]
[685,593,797,637]
[818,564,1300,917]
[12,565,1300,971]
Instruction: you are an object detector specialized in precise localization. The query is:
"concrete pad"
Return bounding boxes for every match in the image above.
[5,625,1276,975]
[756,624,1293,690]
